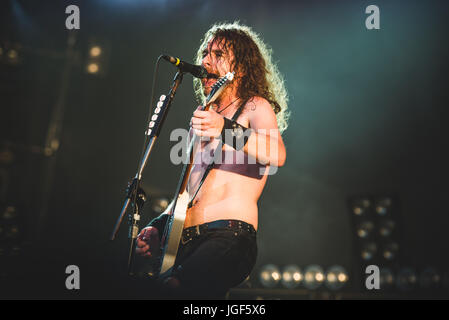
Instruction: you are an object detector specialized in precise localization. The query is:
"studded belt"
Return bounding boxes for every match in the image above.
[181,219,256,245]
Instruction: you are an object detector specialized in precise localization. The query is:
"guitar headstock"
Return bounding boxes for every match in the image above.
[205,72,235,104]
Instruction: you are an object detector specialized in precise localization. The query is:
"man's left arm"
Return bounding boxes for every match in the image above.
[241,97,286,167]
[191,97,286,167]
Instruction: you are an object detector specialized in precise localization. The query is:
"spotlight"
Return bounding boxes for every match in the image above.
[380,268,395,290]
[379,219,395,237]
[419,267,441,290]
[85,40,109,76]
[259,264,281,288]
[151,197,169,214]
[89,46,102,57]
[382,242,399,260]
[396,267,417,292]
[360,242,377,261]
[281,265,303,289]
[325,265,348,291]
[304,265,325,290]
[0,42,21,65]
[356,221,375,239]
[351,198,371,217]
[375,197,392,216]
[8,49,18,62]
[87,62,99,74]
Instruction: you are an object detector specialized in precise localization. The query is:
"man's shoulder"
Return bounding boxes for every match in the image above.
[243,96,276,118]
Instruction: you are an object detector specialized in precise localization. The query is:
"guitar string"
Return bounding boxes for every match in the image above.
[215,97,240,114]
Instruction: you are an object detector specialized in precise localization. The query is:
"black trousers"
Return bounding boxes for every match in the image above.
[170,220,258,299]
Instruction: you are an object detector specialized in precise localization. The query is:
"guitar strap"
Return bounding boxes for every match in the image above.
[187,98,249,209]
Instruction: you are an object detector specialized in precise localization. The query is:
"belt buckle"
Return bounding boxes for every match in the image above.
[196,224,200,236]
[181,234,191,245]
[181,228,192,245]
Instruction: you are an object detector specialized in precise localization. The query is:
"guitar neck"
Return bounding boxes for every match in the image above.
[177,103,213,194]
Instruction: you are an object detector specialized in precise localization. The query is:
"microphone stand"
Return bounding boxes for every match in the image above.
[110,71,184,276]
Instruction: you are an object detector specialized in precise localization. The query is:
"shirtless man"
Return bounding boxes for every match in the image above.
[136,22,289,298]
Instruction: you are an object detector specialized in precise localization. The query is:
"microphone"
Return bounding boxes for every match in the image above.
[162,55,210,79]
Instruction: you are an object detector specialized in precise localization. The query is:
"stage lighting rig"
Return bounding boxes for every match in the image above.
[85,40,109,76]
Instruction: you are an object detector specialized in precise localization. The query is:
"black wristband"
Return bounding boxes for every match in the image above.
[220,117,251,151]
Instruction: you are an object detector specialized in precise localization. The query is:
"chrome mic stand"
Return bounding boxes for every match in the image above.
[110,71,184,275]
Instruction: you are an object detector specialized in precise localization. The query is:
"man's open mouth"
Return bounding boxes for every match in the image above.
[202,75,219,89]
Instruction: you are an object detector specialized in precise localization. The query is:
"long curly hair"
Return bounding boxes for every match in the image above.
[193,21,290,133]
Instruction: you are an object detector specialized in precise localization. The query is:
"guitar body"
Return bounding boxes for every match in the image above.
[158,191,189,277]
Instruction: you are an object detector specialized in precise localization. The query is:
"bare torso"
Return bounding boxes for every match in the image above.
[184,104,267,231]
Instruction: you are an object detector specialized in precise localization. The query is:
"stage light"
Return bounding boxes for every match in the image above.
[8,49,18,60]
[382,242,399,260]
[419,267,441,290]
[151,197,169,214]
[379,268,395,289]
[6,48,20,65]
[85,40,109,76]
[281,265,303,289]
[325,265,348,290]
[304,265,325,290]
[360,242,377,261]
[87,63,99,74]
[375,197,392,216]
[379,219,395,237]
[0,42,21,65]
[349,194,403,293]
[259,264,281,288]
[396,267,417,292]
[89,46,102,57]
[356,220,374,239]
[351,198,371,216]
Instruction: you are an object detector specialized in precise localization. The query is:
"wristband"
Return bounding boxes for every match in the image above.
[220,117,251,151]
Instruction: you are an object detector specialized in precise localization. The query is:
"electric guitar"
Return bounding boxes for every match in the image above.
[155,72,235,279]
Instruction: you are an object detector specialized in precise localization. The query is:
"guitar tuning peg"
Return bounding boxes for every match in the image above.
[159,95,166,101]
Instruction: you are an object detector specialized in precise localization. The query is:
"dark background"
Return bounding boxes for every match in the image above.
[0,0,448,299]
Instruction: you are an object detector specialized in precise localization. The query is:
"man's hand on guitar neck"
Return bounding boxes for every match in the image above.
[136,226,160,258]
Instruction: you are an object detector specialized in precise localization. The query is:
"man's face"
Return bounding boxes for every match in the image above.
[200,38,235,96]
